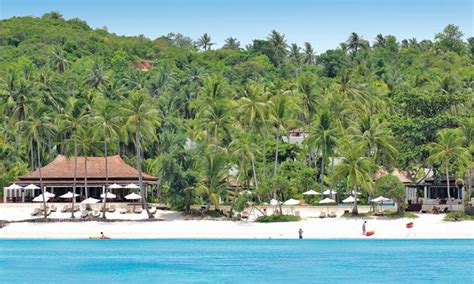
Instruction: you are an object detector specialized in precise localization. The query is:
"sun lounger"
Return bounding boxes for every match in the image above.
[31,208,40,216]
[319,212,326,218]
[50,205,57,212]
[329,211,337,218]
[45,208,51,216]
[120,208,130,214]
[134,207,143,214]
[90,210,100,218]
[148,206,157,214]
[61,205,71,213]
[81,210,89,218]
[73,205,80,212]
[108,205,116,213]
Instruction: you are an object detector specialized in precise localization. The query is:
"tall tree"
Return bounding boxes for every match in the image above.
[121,90,160,218]
[196,33,214,50]
[222,37,240,50]
[302,42,315,64]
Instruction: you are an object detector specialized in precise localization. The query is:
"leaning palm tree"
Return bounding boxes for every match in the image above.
[121,90,160,218]
[92,101,123,218]
[18,104,55,219]
[333,140,374,214]
[427,128,470,201]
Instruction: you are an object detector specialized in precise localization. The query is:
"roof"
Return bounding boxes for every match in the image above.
[17,155,157,185]
[373,167,413,184]
[133,60,154,71]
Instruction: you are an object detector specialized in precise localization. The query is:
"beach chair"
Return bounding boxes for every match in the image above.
[319,212,326,218]
[442,207,449,214]
[50,205,57,212]
[73,205,80,212]
[329,211,337,218]
[81,210,89,219]
[45,208,51,216]
[120,207,130,214]
[61,205,71,213]
[294,210,300,217]
[134,207,143,214]
[91,210,100,218]
[31,208,40,216]
[148,206,157,214]
[108,204,116,213]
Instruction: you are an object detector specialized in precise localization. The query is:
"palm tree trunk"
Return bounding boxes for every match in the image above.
[352,185,359,215]
[445,163,451,200]
[36,139,47,219]
[84,157,88,203]
[262,128,267,178]
[252,159,259,190]
[274,133,279,176]
[229,172,241,219]
[320,154,325,193]
[101,138,108,219]
[71,142,77,218]
[30,138,35,170]
[135,131,153,218]
[465,168,472,212]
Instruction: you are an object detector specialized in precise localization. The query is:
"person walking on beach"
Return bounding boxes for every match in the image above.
[298,228,303,239]
[362,221,367,235]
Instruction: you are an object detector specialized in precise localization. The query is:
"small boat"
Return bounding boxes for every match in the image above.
[89,236,111,240]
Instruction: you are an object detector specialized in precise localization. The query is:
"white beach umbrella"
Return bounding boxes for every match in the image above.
[81,197,100,204]
[370,196,390,203]
[6,183,23,190]
[100,192,117,199]
[108,183,123,189]
[270,199,282,206]
[319,197,336,204]
[303,190,320,195]
[342,196,356,203]
[323,189,337,195]
[33,194,50,202]
[125,192,141,200]
[24,184,40,190]
[59,192,79,199]
[44,191,55,198]
[125,183,140,189]
[283,198,300,205]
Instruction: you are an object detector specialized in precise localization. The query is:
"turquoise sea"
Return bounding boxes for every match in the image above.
[0,239,473,283]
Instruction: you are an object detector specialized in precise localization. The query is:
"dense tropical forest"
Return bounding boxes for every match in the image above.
[0,12,472,214]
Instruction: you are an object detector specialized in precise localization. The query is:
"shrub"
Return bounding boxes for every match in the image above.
[444,211,474,221]
[255,214,300,223]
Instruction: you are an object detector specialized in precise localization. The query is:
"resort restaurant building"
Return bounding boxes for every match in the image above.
[3,155,158,203]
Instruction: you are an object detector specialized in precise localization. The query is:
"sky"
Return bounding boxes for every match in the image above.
[0,0,472,52]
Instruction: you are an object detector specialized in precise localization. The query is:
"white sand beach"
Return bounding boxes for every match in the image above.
[1,204,473,239]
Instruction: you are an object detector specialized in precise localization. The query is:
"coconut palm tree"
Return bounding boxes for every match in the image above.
[427,128,470,201]
[288,43,302,65]
[267,30,288,66]
[333,140,374,214]
[85,62,109,89]
[459,118,474,209]
[304,110,339,195]
[297,76,318,124]
[228,131,260,217]
[75,128,96,199]
[198,150,228,212]
[18,104,55,219]
[374,34,386,48]
[347,32,362,54]
[302,42,315,64]
[196,100,234,145]
[196,33,214,50]
[121,90,160,218]
[92,101,123,218]
[49,46,69,73]
[222,37,240,50]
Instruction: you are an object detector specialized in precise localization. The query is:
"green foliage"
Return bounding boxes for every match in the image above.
[444,211,474,222]
[375,174,406,213]
[382,210,418,219]
[255,214,300,223]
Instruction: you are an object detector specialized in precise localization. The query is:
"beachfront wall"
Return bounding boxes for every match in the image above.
[3,155,158,203]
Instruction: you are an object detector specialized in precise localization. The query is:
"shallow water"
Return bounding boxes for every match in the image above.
[0,239,473,283]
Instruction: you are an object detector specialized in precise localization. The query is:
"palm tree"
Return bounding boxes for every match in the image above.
[75,128,95,199]
[267,30,287,66]
[196,100,233,145]
[304,110,339,194]
[288,43,302,65]
[85,62,109,89]
[296,76,318,125]
[302,42,315,64]
[59,101,89,218]
[121,90,160,218]
[196,33,214,50]
[49,46,69,73]
[374,34,386,48]
[198,150,228,212]
[333,140,374,214]
[92,101,123,218]
[229,131,260,217]
[18,104,55,219]
[347,32,362,54]
[459,118,474,209]
[427,128,470,201]
[237,83,271,177]
[222,37,240,50]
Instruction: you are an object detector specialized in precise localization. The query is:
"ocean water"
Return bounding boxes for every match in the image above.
[0,239,472,283]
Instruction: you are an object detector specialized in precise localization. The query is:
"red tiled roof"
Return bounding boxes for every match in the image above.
[17,155,157,184]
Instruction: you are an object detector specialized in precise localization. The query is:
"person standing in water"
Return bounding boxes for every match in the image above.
[362,221,367,235]
[298,228,303,239]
